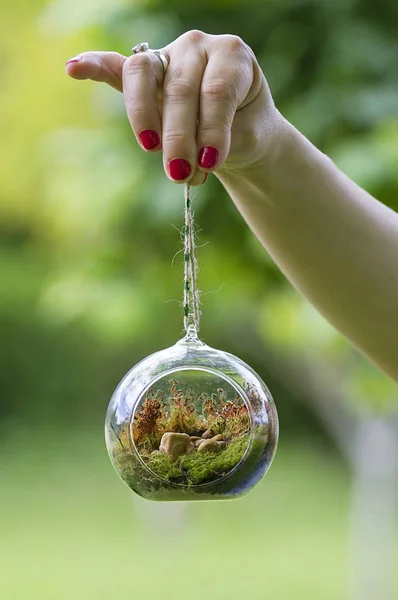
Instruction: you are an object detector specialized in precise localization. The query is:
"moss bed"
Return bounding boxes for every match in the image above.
[146,434,250,485]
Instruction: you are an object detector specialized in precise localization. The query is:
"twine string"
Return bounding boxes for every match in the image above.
[183,184,200,333]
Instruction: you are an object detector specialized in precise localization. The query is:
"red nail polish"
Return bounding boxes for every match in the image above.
[198,146,219,169]
[169,158,192,181]
[66,56,82,65]
[139,130,160,150]
[202,173,208,184]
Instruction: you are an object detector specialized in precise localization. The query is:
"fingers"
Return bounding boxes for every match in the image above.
[161,38,207,182]
[196,36,254,173]
[65,33,258,185]
[122,52,165,152]
[66,51,127,92]
[66,46,208,187]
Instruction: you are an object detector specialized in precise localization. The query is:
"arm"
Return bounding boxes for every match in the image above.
[66,31,398,381]
[217,120,398,381]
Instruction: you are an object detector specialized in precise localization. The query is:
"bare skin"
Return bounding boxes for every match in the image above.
[66,30,398,381]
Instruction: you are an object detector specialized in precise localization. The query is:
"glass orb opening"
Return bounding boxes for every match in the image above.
[130,368,252,486]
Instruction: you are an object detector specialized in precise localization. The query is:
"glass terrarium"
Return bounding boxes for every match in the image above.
[105,326,278,501]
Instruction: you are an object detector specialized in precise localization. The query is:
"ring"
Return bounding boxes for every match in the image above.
[132,42,169,77]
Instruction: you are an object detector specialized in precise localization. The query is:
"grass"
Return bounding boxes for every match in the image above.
[1,427,397,600]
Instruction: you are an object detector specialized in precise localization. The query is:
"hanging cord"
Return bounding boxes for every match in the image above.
[183,184,200,333]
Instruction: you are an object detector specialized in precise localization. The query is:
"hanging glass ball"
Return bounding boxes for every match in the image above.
[105,326,278,501]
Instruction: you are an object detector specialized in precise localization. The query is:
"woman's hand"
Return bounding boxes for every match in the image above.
[66,30,283,186]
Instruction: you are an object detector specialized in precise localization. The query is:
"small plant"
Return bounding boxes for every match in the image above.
[132,390,165,451]
[165,380,203,434]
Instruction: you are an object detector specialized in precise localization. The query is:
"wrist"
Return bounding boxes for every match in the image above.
[217,116,330,203]
[216,112,295,190]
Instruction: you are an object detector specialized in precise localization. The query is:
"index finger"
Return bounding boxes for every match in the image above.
[66,51,127,92]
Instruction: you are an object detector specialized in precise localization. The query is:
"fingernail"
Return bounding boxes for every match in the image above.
[66,56,82,65]
[201,173,208,185]
[169,158,192,181]
[198,146,219,169]
[139,130,160,150]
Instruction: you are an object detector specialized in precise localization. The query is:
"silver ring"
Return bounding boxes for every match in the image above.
[132,42,169,77]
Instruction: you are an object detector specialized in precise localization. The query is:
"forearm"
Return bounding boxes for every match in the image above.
[217,119,398,381]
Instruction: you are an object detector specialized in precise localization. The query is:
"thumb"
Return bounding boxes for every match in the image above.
[65,51,127,92]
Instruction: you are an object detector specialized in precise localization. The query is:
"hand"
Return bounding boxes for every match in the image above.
[66,30,283,186]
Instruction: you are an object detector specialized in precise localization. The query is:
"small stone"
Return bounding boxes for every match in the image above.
[217,441,227,449]
[198,439,222,453]
[159,432,191,458]
[202,429,215,439]
[186,442,196,455]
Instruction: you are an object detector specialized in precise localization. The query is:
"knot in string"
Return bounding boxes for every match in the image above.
[183,184,200,333]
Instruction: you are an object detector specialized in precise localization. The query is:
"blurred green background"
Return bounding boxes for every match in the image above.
[1,1,397,599]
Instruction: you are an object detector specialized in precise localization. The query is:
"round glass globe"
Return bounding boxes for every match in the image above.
[105,326,278,501]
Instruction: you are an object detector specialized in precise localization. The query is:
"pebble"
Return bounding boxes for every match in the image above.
[197,439,222,453]
[202,429,215,439]
[186,442,196,455]
[159,432,191,457]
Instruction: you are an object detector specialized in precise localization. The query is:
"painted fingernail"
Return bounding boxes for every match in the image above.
[169,158,192,181]
[65,56,82,65]
[198,146,219,169]
[201,173,208,185]
[139,130,160,150]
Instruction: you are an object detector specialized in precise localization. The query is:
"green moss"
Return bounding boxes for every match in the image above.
[113,449,141,487]
[182,434,250,484]
[213,435,250,472]
[146,452,185,483]
[179,450,218,485]
[144,433,250,486]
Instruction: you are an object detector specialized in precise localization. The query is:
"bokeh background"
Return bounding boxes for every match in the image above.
[1,1,398,599]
